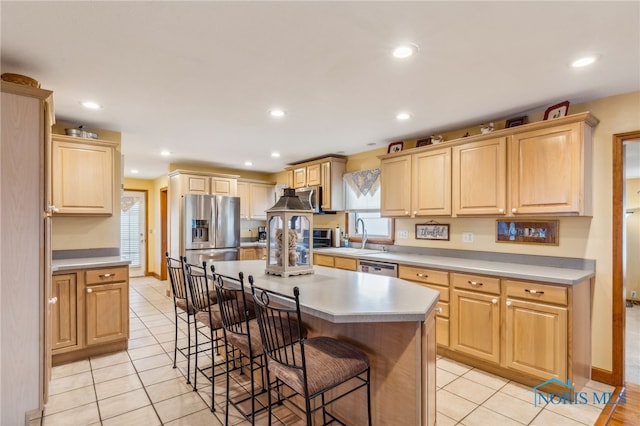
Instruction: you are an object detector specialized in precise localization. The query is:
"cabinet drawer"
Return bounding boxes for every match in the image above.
[399,265,449,286]
[504,280,568,306]
[417,283,449,303]
[452,273,500,295]
[436,301,449,318]
[314,254,335,267]
[85,267,128,285]
[334,256,357,271]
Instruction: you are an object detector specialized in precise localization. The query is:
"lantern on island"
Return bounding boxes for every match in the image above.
[265,188,314,277]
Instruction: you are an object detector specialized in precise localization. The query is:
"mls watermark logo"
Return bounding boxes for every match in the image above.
[533,378,626,407]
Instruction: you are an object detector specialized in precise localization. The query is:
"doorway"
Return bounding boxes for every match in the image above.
[613,130,640,387]
[121,190,147,277]
[624,137,640,385]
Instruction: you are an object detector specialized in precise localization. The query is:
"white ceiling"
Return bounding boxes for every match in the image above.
[2,1,639,180]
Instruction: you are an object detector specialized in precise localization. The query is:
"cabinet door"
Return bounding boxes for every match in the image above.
[453,138,507,216]
[239,247,258,260]
[51,274,78,352]
[307,164,321,186]
[504,298,567,381]
[236,181,250,220]
[286,170,294,188]
[85,282,129,346]
[412,147,451,216]
[509,123,583,215]
[380,155,412,217]
[321,161,332,209]
[52,138,114,214]
[450,289,500,364]
[293,167,307,188]
[182,175,210,194]
[211,177,237,195]
[250,183,275,220]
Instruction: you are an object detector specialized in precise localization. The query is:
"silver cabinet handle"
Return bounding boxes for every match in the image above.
[492,298,497,304]
[506,300,512,306]
[468,280,483,287]
[498,208,504,214]
[525,289,545,295]
[48,297,58,304]
[99,273,113,278]
[512,208,518,213]
[87,288,93,294]
[48,205,59,213]
[405,211,409,216]
[416,273,428,278]
[436,307,443,314]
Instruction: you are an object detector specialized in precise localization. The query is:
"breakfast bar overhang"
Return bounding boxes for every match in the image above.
[212,260,440,425]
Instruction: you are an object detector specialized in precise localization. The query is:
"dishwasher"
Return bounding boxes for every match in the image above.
[357,259,398,277]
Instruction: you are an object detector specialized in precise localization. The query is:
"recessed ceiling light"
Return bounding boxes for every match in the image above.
[396,112,412,120]
[392,43,419,59]
[571,56,597,68]
[160,150,171,156]
[271,152,281,158]
[244,161,253,166]
[269,109,286,118]
[81,101,102,110]
[131,169,139,174]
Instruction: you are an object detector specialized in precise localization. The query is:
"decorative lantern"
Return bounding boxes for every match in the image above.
[265,188,314,277]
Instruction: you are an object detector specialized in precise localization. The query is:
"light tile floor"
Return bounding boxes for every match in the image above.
[34,276,614,425]
[625,303,640,384]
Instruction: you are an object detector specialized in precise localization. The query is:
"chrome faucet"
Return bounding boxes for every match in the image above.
[356,218,368,248]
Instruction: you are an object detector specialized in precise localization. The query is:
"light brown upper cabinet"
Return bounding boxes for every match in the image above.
[238,180,276,220]
[380,112,598,218]
[286,157,346,210]
[452,137,507,216]
[412,147,451,216]
[51,135,116,215]
[509,121,593,216]
[380,147,451,217]
[380,155,412,217]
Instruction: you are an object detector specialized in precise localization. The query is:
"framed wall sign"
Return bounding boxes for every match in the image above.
[496,220,559,245]
[387,141,404,153]
[416,223,450,241]
[505,116,528,128]
[543,101,570,120]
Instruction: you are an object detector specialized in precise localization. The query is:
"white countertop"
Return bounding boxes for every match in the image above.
[315,248,594,285]
[211,260,439,323]
[52,256,131,272]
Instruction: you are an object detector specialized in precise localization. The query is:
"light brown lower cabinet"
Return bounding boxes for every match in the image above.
[51,265,129,365]
[239,246,266,260]
[51,274,78,351]
[450,288,501,364]
[313,254,357,271]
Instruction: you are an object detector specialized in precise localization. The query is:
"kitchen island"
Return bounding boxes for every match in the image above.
[212,260,440,426]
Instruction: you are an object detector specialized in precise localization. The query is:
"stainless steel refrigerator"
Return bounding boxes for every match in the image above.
[182,194,240,265]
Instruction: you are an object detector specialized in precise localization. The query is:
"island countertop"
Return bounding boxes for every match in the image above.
[211,259,440,323]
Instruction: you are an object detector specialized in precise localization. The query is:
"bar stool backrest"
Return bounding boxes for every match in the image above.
[184,261,214,314]
[249,279,307,377]
[166,253,188,301]
[212,267,252,335]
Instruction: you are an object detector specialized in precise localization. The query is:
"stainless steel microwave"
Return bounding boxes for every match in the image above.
[295,186,321,213]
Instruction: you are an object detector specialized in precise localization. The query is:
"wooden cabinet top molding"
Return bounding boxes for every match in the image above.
[378,112,599,160]
[168,169,240,179]
[52,133,119,148]
[284,155,346,171]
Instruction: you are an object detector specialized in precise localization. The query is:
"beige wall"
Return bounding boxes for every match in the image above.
[626,178,640,299]
[51,124,123,251]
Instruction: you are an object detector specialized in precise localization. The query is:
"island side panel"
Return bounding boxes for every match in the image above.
[300,314,431,425]
[423,309,437,426]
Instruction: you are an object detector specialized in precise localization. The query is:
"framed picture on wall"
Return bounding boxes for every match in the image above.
[543,101,570,120]
[496,220,559,245]
[387,141,404,153]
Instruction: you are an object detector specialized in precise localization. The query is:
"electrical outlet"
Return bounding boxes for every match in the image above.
[397,230,409,239]
[462,232,474,243]
[632,291,637,299]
